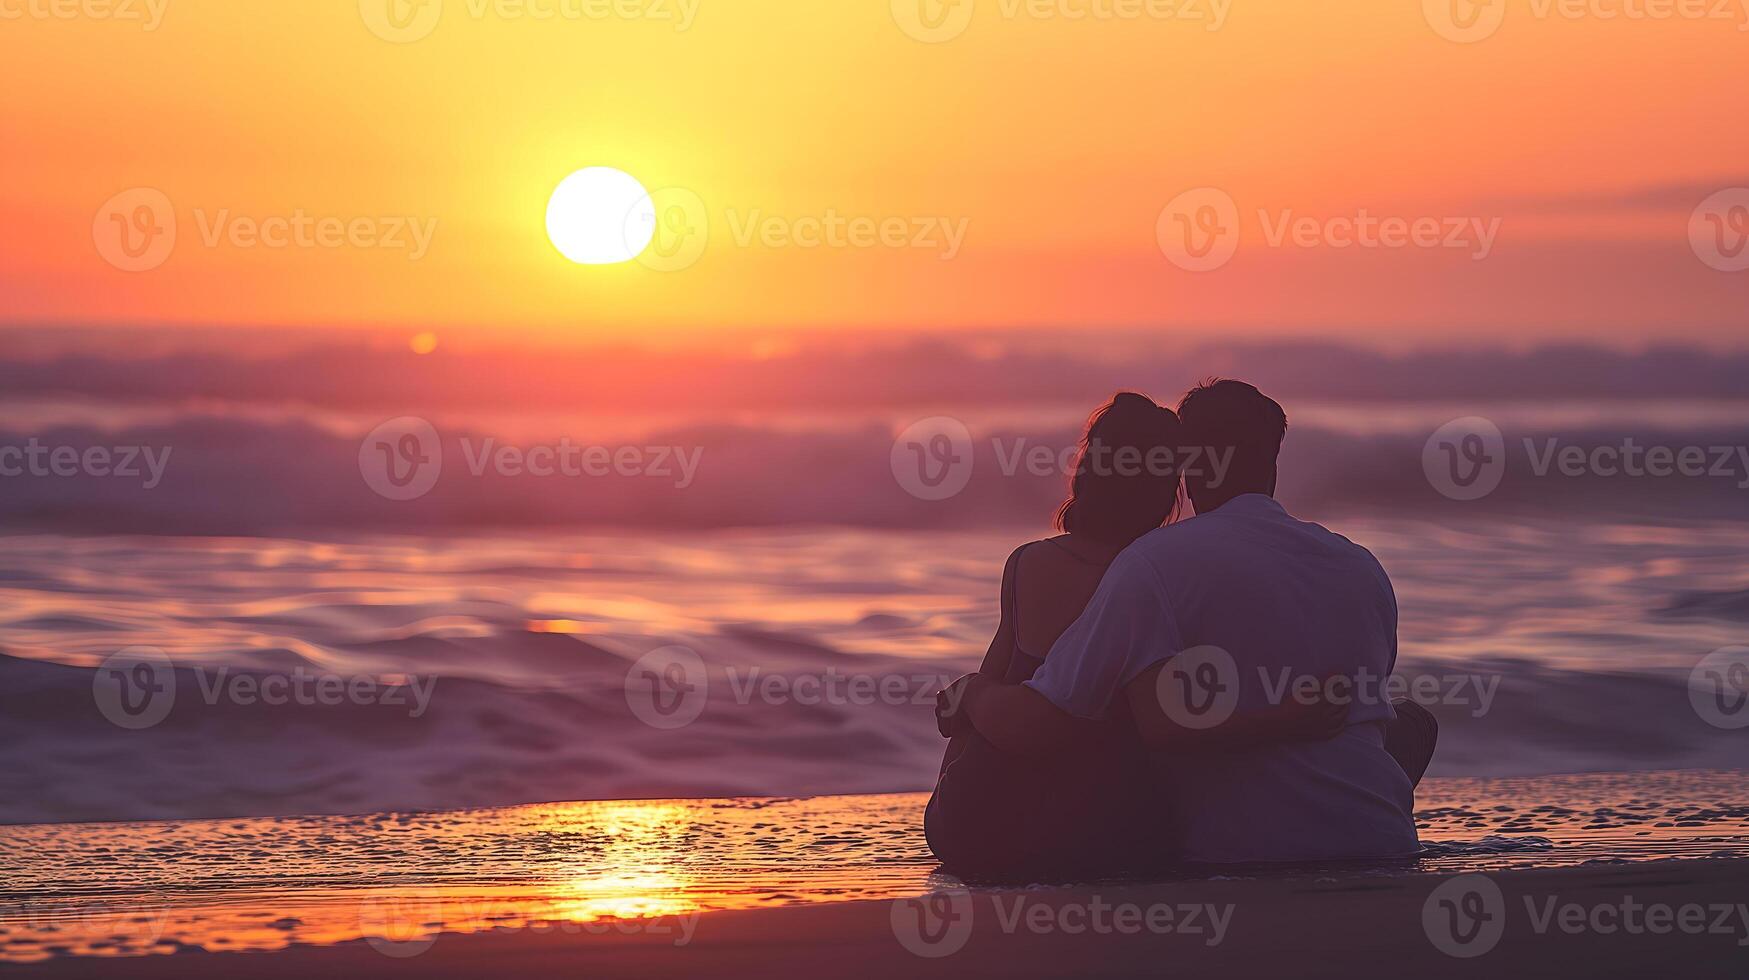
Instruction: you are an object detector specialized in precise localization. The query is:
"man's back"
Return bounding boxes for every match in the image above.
[1027,493,1420,864]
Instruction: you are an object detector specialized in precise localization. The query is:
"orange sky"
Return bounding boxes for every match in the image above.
[2,0,1745,345]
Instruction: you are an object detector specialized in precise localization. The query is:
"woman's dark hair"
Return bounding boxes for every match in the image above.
[1053,392,1183,545]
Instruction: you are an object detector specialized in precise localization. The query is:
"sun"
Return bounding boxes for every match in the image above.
[545,167,656,265]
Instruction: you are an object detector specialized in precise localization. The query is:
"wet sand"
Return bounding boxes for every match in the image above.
[6,774,1747,964]
[4,860,1745,978]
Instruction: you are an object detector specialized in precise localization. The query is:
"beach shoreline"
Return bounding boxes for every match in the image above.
[5,860,1745,978]
[6,773,1747,968]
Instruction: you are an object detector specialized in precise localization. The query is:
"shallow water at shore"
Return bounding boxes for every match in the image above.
[3,770,1747,963]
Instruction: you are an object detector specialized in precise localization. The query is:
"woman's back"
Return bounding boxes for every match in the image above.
[999,533,1126,683]
[927,392,1183,877]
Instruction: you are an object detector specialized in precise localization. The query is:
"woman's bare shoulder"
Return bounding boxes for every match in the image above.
[1012,534,1116,584]
[1008,535,1118,650]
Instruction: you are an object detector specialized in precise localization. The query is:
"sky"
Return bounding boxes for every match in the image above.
[2,0,1745,347]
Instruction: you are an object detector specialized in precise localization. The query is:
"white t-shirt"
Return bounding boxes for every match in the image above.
[1025,494,1421,864]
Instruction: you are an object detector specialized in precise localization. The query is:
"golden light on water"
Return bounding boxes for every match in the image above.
[551,872,697,923]
[8,782,1749,963]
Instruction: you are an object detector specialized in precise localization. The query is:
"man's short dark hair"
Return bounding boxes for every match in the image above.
[1177,379,1288,464]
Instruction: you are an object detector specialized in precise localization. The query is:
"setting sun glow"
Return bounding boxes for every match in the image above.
[545,167,655,266]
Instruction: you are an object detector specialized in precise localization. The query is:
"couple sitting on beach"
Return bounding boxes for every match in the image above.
[927,380,1438,879]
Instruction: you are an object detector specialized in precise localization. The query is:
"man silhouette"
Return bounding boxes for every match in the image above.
[957,380,1435,865]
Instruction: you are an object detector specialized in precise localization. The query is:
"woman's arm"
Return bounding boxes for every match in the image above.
[974,545,1026,680]
[960,674,1123,755]
[936,546,1029,768]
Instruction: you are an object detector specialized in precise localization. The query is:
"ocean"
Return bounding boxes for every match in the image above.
[1,516,1744,825]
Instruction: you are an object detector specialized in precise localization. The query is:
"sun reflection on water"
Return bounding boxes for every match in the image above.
[6,779,1749,964]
